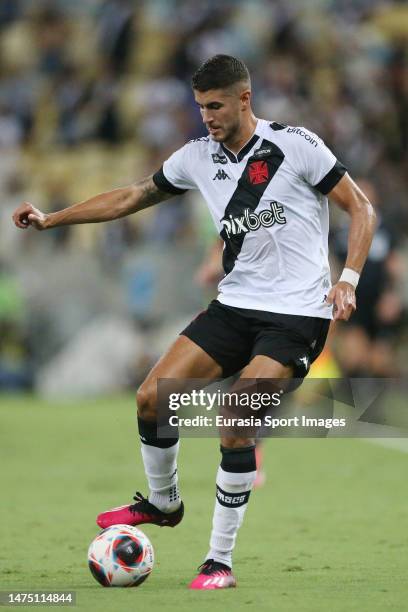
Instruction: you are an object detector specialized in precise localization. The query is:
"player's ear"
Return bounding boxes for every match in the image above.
[240,89,251,110]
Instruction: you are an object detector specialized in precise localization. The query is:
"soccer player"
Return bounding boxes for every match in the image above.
[13,55,376,590]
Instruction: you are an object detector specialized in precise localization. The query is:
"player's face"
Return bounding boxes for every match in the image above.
[194,88,244,144]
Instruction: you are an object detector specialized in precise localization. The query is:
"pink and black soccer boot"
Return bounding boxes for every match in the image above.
[189,559,237,590]
[96,491,184,529]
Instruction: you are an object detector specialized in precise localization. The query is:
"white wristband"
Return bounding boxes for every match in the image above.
[339,268,360,289]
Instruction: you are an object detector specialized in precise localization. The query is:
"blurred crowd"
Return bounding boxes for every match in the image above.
[0,0,407,391]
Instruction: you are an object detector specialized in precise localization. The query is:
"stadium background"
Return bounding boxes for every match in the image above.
[1,2,408,610]
[1,0,407,394]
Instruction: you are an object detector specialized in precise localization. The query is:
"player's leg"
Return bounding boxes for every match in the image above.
[190,356,292,590]
[97,335,222,529]
[136,335,222,513]
[254,440,266,488]
[190,312,331,588]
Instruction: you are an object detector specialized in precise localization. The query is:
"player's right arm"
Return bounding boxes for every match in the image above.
[12,175,173,231]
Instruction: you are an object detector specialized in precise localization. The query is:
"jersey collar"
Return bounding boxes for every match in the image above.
[220,131,260,164]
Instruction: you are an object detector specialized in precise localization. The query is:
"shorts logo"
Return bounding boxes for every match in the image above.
[221,202,286,238]
[248,161,269,184]
[298,355,309,371]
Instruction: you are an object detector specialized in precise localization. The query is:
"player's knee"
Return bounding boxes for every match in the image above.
[136,382,157,421]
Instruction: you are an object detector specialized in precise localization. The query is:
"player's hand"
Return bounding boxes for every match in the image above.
[326,281,356,321]
[12,202,50,230]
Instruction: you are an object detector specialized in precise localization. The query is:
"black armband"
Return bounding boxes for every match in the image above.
[152,167,187,195]
[315,160,347,195]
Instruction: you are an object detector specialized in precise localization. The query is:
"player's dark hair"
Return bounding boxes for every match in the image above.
[191,54,250,92]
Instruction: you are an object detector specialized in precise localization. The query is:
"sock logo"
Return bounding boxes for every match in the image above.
[216,485,251,508]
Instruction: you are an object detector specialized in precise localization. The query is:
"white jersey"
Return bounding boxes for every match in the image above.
[153,119,346,319]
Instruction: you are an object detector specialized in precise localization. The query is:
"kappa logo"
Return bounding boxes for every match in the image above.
[213,169,230,181]
[221,202,286,238]
[248,160,269,185]
[211,153,228,165]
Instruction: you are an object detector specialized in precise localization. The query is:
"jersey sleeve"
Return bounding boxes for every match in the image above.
[290,127,347,195]
[152,143,197,194]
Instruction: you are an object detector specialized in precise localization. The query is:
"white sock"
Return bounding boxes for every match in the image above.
[206,466,256,568]
[140,441,181,513]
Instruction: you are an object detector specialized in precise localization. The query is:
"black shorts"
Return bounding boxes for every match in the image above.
[181,300,330,379]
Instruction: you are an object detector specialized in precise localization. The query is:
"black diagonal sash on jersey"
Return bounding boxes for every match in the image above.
[220,139,285,275]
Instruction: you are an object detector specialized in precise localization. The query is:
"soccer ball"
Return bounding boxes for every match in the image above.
[88,524,154,587]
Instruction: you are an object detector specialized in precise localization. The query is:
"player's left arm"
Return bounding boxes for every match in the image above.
[326,173,376,321]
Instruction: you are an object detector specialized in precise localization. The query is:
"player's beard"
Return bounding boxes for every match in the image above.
[211,120,241,146]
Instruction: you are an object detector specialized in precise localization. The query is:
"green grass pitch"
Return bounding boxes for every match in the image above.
[1,394,407,611]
